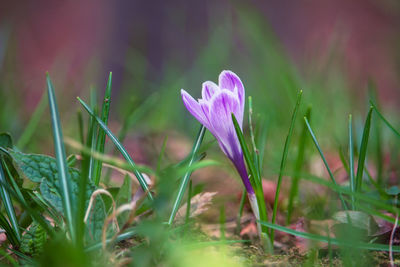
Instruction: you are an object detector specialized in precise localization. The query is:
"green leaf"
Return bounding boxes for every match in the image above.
[332,210,378,235]
[355,107,373,195]
[20,222,47,257]
[287,105,310,224]
[0,212,19,247]
[304,117,348,210]
[77,97,153,201]
[272,90,302,240]
[168,125,206,225]
[259,220,399,252]
[93,72,112,186]
[370,100,400,138]
[46,73,75,242]
[232,113,269,242]
[9,150,106,243]
[0,157,20,242]
[0,133,12,148]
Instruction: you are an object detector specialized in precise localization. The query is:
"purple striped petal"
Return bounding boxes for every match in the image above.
[201,81,219,101]
[218,70,245,111]
[181,89,209,127]
[208,90,242,160]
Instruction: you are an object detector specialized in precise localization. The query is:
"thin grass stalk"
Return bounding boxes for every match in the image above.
[232,114,268,236]
[185,179,192,224]
[0,160,20,242]
[75,105,96,247]
[248,96,260,180]
[46,73,75,242]
[348,115,356,210]
[287,105,310,225]
[304,117,348,210]
[259,220,400,252]
[87,87,98,182]
[93,72,112,186]
[271,90,302,241]
[77,110,85,145]
[370,100,400,138]
[355,107,373,196]
[168,125,206,225]
[235,188,247,234]
[78,97,153,201]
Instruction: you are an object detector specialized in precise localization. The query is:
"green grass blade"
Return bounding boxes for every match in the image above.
[236,188,246,233]
[77,97,153,201]
[248,96,260,179]
[46,73,75,242]
[370,100,400,138]
[0,160,20,243]
[85,228,136,252]
[87,87,98,182]
[271,90,302,240]
[232,113,268,227]
[259,220,400,252]
[93,72,112,186]
[304,117,348,210]
[355,107,373,195]
[168,125,206,225]
[287,105,310,224]
[77,110,84,145]
[16,91,47,149]
[348,114,355,210]
[185,179,193,224]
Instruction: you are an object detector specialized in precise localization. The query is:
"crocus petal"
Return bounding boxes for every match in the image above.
[208,90,242,159]
[201,81,219,101]
[181,89,209,127]
[218,70,245,111]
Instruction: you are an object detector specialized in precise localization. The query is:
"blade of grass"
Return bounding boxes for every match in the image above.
[75,104,97,248]
[0,170,55,237]
[349,114,355,210]
[355,107,373,196]
[87,87,98,182]
[85,228,136,252]
[168,125,206,225]
[235,188,246,234]
[46,73,75,242]
[232,114,268,236]
[0,158,30,242]
[0,206,19,247]
[370,100,400,138]
[259,220,400,252]
[185,179,193,224]
[77,110,84,145]
[304,117,348,210]
[16,91,47,149]
[248,96,260,180]
[77,97,153,201]
[271,90,302,241]
[280,170,399,219]
[287,104,310,225]
[93,72,112,186]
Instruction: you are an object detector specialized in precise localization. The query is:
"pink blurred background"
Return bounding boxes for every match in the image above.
[1,0,399,110]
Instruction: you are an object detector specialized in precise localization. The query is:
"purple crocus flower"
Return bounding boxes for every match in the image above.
[181,70,254,196]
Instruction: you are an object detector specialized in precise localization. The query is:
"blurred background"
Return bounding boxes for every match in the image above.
[0,0,400,162]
